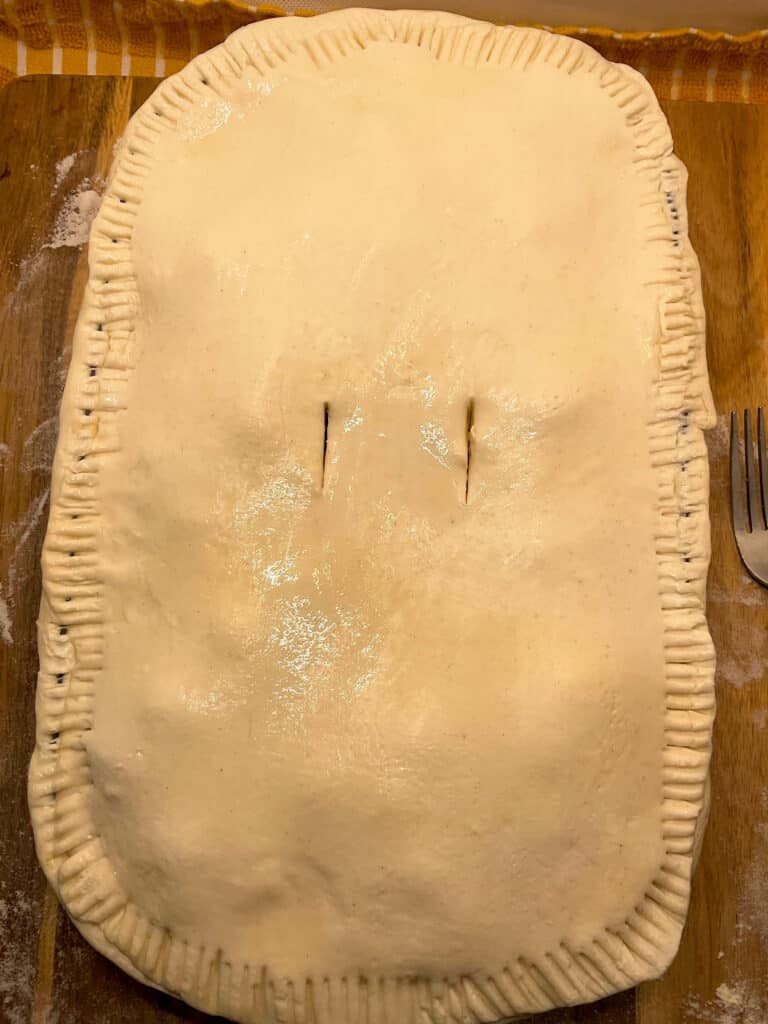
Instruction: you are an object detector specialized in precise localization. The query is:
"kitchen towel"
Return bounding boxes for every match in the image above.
[1,0,767,100]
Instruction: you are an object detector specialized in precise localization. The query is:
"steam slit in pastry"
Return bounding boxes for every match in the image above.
[321,402,330,491]
[465,398,475,504]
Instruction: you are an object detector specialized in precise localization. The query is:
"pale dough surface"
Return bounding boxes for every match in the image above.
[29,10,716,1022]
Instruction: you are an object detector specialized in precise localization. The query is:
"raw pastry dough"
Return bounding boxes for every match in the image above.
[30,10,716,1021]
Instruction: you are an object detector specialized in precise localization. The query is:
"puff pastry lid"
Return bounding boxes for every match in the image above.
[30,9,716,1022]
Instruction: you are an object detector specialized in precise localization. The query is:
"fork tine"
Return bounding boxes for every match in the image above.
[731,411,747,534]
[759,408,768,529]
[745,409,764,531]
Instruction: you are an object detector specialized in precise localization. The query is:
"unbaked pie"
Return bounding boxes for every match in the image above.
[30,10,716,1021]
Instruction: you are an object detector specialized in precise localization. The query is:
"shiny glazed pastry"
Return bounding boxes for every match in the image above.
[29,9,716,1022]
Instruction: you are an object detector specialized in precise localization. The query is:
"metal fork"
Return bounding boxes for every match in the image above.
[730,408,768,586]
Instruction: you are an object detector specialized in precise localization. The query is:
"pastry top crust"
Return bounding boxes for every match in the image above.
[29,9,716,1022]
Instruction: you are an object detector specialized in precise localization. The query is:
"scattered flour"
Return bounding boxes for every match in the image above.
[685,981,765,1024]
[45,186,102,250]
[343,406,363,433]
[751,708,768,731]
[267,594,381,729]
[52,151,80,193]
[242,464,314,517]
[3,488,50,594]
[0,888,36,1024]
[732,788,768,954]
[420,421,450,467]
[715,982,763,1024]
[421,377,437,407]
[270,596,337,683]
[0,585,12,645]
[20,417,58,474]
[0,488,50,647]
[708,577,767,608]
[706,413,729,459]
[717,646,766,689]
[4,173,104,319]
[0,442,10,469]
[262,554,299,588]
[717,983,746,1009]
[737,857,768,949]
[3,250,45,319]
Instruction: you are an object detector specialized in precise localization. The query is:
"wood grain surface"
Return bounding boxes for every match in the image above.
[1,77,767,1024]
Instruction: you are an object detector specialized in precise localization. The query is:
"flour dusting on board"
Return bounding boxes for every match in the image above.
[53,150,80,192]
[713,590,768,688]
[685,981,765,1024]
[0,586,12,646]
[54,152,76,190]
[708,573,768,608]
[0,889,35,1024]
[46,185,102,249]
[736,791,768,950]
[738,860,768,948]
[20,417,58,474]
[718,647,766,688]
[707,413,729,459]
[0,488,50,647]
[4,169,104,320]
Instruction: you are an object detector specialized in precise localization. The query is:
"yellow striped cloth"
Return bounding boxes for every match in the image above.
[1,0,768,101]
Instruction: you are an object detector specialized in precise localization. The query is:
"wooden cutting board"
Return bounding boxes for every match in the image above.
[1,75,767,1024]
